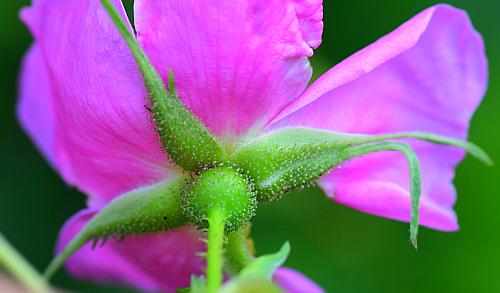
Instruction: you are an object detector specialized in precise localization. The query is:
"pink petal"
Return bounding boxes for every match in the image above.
[57,209,205,292]
[269,5,487,231]
[274,267,324,293]
[17,45,56,167]
[19,0,176,205]
[134,0,323,141]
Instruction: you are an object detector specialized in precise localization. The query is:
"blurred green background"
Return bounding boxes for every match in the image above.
[1,0,499,292]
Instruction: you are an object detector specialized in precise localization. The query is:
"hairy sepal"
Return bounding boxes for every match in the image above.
[232,127,490,203]
[231,128,354,201]
[44,176,188,279]
[100,0,225,172]
[224,228,255,276]
[231,126,490,248]
[345,142,422,249]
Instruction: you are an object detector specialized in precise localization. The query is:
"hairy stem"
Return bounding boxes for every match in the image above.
[207,208,225,293]
[0,234,50,293]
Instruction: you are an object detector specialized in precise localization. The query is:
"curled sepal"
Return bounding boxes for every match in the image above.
[239,242,290,280]
[44,176,188,279]
[231,128,354,201]
[100,0,225,172]
[346,142,422,249]
[232,127,490,203]
[346,131,492,165]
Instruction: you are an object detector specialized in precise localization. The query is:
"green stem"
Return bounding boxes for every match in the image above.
[0,234,50,293]
[224,229,255,276]
[207,208,225,293]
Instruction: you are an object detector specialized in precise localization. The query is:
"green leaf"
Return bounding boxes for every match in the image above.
[190,276,208,293]
[176,276,208,293]
[220,277,283,293]
[346,142,422,249]
[100,0,225,172]
[44,176,188,279]
[239,242,290,280]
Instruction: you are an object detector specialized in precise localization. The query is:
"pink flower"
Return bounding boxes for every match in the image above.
[18,0,486,292]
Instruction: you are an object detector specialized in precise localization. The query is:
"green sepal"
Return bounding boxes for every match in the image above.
[44,176,188,279]
[346,131,492,165]
[231,128,353,202]
[224,228,255,276]
[346,142,422,249]
[100,0,225,172]
[239,242,290,280]
[231,127,490,203]
[231,127,489,248]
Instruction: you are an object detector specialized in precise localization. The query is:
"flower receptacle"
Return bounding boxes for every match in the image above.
[181,167,257,232]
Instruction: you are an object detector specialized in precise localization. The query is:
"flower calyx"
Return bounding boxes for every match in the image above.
[182,166,257,232]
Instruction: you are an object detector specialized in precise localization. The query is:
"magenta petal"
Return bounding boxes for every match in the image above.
[269,5,487,231]
[274,267,324,293]
[57,209,205,292]
[134,0,323,140]
[320,150,460,231]
[17,45,56,167]
[19,0,176,204]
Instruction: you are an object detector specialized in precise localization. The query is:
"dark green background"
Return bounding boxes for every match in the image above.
[1,1,499,292]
